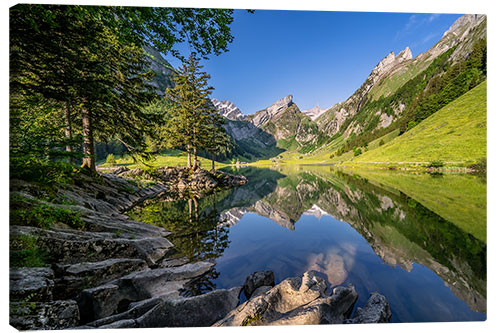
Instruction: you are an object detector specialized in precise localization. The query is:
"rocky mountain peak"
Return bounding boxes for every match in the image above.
[249,94,295,128]
[443,14,485,38]
[302,105,328,121]
[266,94,294,116]
[396,47,413,61]
[211,98,245,121]
[372,46,412,79]
[373,52,396,75]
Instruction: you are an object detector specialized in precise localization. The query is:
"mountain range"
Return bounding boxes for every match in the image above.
[208,14,486,162]
[147,14,486,163]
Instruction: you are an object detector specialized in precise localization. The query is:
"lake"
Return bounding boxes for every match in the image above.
[127,165,486,323]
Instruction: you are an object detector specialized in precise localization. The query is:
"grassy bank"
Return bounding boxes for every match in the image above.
[98,149,227,171]
[348,81,486,167]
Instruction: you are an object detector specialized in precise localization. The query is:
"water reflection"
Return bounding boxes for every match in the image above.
[128,166,486,322]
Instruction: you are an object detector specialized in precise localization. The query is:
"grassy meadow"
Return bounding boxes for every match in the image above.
[350,81,486,167]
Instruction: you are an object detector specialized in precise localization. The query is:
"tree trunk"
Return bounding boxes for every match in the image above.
[81,107,95,172]
[64,100,73,164]
[187,144,192,169]
[193,146,199,170]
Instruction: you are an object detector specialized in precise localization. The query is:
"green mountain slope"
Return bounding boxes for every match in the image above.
[309,15,486,162]
[352,81,486,164]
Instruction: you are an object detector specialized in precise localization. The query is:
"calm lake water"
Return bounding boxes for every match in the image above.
[128,165,486,323]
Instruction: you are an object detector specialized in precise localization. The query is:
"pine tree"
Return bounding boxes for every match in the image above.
[202,106,233,171]
[163,55,230,170]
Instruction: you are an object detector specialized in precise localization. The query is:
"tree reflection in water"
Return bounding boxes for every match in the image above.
[128,191,231,295]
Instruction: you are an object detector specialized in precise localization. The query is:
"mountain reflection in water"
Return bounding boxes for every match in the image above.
[128,165,486,323]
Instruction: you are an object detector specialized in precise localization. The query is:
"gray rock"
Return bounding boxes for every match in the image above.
[111,166,130,175]
[215,271,335,326]
[211,98,245,121]
[87,296,165,328]
[249,286,272,299]
[53,258,148,299]
[78,261,214,322]
[250,95,294,128]
[10,300,79,330]
[10,225,173,266]
[243,270,275,298]
[136,286,242,327]
[159,257,190,268]
[268,285,358,326]
[100,319,137,329]
[344,292,391,324]
[10,267,54,302]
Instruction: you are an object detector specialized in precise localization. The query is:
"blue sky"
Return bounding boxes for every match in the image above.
[168,10,462,114]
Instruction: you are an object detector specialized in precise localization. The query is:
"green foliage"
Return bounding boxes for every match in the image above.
[10,195,83,230]
[161,55,231,169]
[353,147,363,156]
[334,38,486,159]
[427,160,445,169]
[10,157,76,185]
[242,313,262,326]
[379,139,385,147]
[10,235,47,268]
[105,154,117,165]
[412,39,486,125]
[469,157,487,173]
[10,5,238,173]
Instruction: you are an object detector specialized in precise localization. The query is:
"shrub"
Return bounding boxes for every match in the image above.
[407,121,417,131]
[427,160,444,168]
[353,147,363,157]
[469,157,486,172]
[105,154,117,165]
[10,156,76,185]
[10,235,47,267]
[10,196,83,230]
[379,139,385,147]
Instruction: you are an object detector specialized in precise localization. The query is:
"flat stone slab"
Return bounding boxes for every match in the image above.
[77,261,214,322]
[53,258,148,299]
[10,267,55,302]
[136,286,242,327]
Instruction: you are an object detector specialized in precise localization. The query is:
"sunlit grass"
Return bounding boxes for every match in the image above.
[100,149,227,170]
[352,81,486,166]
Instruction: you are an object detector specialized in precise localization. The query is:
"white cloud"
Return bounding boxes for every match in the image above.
[427,13,441,23]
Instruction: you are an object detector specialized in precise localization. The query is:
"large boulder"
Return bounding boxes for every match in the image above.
[136,286,242,327]
[243,270,275,298]
[344,292,391,323]
[265,285,358,326]
[214,271,359,326]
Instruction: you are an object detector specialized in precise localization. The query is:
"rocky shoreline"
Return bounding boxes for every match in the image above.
[9,167,390,329]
